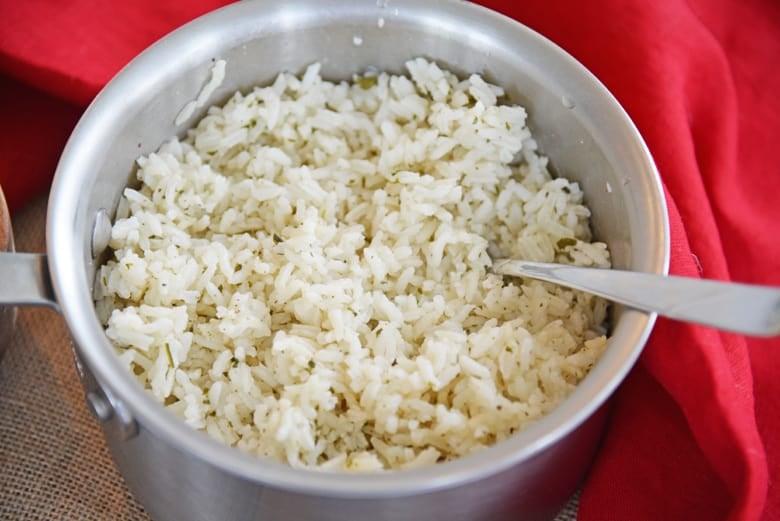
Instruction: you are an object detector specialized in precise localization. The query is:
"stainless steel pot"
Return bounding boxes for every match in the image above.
[0,1,669,520]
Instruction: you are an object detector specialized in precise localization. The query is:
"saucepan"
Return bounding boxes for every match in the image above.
[0,1,669,520]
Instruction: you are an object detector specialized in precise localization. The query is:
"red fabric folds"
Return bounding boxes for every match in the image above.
[1,1,777,519]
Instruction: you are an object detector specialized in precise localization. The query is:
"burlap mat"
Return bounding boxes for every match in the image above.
[0,194,579,521]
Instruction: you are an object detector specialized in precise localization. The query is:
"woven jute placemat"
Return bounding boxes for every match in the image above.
[0,194,579,521]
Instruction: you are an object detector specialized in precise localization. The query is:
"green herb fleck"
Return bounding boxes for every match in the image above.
[273,233,282,244]
[556,237,577,249]
[355,75,378,89]
[164,343,174,367]
[505,122,511,131]
[308,360,316,369]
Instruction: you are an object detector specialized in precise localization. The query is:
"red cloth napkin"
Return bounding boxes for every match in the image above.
[1,1,778,520]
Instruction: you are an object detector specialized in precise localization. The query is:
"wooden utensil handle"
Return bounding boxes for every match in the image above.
[0,185,16,362]
[0,186,10,254]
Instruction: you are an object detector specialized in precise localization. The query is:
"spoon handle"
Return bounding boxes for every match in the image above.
[492,259,780,337]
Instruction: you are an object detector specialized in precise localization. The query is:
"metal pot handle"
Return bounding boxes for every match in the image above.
[0,187,58,310]
[0,252,58,308]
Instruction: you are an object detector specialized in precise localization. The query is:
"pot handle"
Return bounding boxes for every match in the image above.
[0,252,58,309]
[0,187,58,309]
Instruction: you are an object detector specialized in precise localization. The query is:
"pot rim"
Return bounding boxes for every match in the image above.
[47,0,670,498]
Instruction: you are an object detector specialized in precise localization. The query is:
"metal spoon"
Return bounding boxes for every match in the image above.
[492,259,780,337]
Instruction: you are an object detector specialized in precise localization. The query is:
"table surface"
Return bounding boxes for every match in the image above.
[0,194,580,521]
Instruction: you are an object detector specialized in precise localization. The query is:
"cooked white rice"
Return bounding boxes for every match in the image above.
[94,58,611,471]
